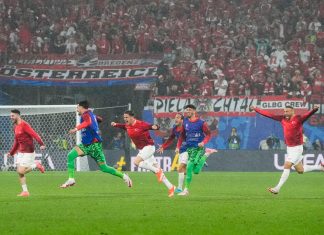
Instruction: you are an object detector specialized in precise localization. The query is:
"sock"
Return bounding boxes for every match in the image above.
[67,149,79,178]
[303,165,322,172]
[193,155,207,174]
[99,164,123,178]
[274,169,290,191]
[138,161,159,173]
[184,161,194,189]
[178,172,185,189]
[22,184,28,192]
[162,175,173,189]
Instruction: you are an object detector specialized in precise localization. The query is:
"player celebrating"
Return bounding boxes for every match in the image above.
[250,105,323,194]
[60,100,132,188]
[157,113,187,193]
[111,110,176,197]
[7,109,46,197]
[176,104,212,196]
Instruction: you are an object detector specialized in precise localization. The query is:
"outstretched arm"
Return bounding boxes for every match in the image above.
[301,105,319,123]
[111,122,126,130]
[250,106,283,121]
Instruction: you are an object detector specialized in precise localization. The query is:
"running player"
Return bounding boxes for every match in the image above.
[250,105,323,194]
[157,113,187,193]
[177,104,212,196]
[7,109,46,197]
[111,110,176,197]
[60,100,132,188]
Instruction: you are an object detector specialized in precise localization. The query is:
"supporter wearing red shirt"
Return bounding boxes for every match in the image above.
[96,33,111,54]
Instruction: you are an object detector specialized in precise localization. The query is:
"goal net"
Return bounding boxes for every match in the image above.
[0,105,84,171]
[0,104,131,172]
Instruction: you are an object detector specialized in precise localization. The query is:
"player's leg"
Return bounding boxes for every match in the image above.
[179,148,195,196]
[134,146,161,176]
[269,145,303,194]
[92,143,132,187]
[16,153,33,196]
[300,162,323,173]
[60,145,84,188]
[176,152,188,193]
[193,147,208,174]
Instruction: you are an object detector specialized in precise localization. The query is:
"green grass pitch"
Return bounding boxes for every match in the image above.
[1,171,324,235]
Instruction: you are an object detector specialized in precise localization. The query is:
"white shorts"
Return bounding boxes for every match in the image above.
[16,152,35,168]
[178,152,188,165]
[286,145,303,165]
[138,145,155,161]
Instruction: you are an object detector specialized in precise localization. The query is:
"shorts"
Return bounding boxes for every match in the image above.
[286,145,303,165]
[187,147,205,165]
[179,152,188,165]
[78,142,106,163]
[137,145,155,161]
[16,152,35,168]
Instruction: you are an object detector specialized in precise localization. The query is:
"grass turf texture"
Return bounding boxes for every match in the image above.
[0,171,324,235]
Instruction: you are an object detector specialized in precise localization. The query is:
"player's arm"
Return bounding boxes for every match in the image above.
[250,106,283,121]
[24,123,45,149]
[199,122,211,147]
[157,131,176,153]
[8,136,18,156]
[140,121,160,131]
[111,122,126,130]
[176,128,185,152]
[69,113,92,134]
[300,105,319,123]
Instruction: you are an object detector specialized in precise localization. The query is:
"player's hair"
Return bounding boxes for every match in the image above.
[11,109,20,115]
[124,110,135,116]
[285,105,294,109]
[184,104,197,110]
[175,113,184,119]
[78,100,89,109]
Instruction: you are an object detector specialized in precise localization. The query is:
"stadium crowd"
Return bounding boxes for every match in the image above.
[0,0,323,98]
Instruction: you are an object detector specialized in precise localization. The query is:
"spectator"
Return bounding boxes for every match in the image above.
[85,39,97,56]
[228,128,241,150]
[312,139,323,151]
[213,73,228,96]
[110,132,124,150]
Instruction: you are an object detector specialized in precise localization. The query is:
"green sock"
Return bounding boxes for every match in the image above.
[67,149,79,178]
[99,164,123,178]
[184,161,194,189]
[193,155,207,174]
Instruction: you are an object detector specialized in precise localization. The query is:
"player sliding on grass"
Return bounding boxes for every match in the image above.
[176,104,214,196]
[7,109,46,197]
[112,110,176,197]
[60,100,132,188]
[157,113,216,194]
[250,104,323,194]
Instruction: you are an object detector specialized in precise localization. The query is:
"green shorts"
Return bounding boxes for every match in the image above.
[187,147,205,165]
[78,142,106,163]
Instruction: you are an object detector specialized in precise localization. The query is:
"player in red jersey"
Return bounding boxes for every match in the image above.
[7,109,46,197]
[250,105,323,194]
[111,110,175,197]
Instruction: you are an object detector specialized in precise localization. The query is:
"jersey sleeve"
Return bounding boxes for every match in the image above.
[113,123,126,130]
[24,123,44,146]
[176,127,185,149]
[161,129,176,149]
[76,113,92,130]
[9,136,18,156]
[202,122,211,145]
[300,108,318,123]
[254,108,283,121]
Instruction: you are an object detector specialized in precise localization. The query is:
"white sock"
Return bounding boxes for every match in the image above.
[22,184,28,192]
[162,175,173,189]
[68,178,75,182]
[274,169,290,191]
[178,172,185,189]
[303,165,322,172]
[138,161,159,173]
